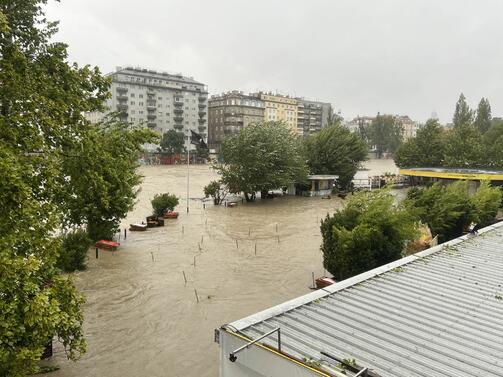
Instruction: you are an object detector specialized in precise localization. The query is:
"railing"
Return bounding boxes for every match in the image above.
[229,327,281,362]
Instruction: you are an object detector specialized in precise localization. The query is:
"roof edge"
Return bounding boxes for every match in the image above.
[228,220,503,331]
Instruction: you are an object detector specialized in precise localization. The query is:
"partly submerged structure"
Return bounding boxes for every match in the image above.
[399,167,503,186]
[288,175,339,197]
[216,221,503,377]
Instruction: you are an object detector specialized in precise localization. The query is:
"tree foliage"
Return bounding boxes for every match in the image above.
[321,190,417,280]
[394,119,446,168]
[0,1,153,374]
[304,124,368,188]
[158,129,185,156]
[404,181,501,242]
[216,122,308,201]
[474,97,492,134]
[453,93,473,128]
[151,193,179,217]
[367,114,403,158]
[57,230,92,273]
[203,180,228,205]
[60,120,157,241]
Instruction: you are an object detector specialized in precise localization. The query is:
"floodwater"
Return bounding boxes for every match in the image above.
[52,159,397,377]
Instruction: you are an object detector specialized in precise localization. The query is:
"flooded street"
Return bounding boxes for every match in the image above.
[52,159,397,377]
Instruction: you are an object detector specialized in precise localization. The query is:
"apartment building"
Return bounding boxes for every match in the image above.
[208,92,264,151]
[345,116,375,134]
[397,115,420,140]
[89,66,208,147]
[256,92,298,130]
[296,99,332,135]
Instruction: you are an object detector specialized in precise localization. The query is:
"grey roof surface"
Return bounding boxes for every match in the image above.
[228,222,503,377]
[405,167,503,175]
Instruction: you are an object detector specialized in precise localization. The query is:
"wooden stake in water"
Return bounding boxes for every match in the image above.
[193,255,196,267]
[235,239,238,249]
[276,223,278,233]
[150,252,154,262]
[182,225,184,234]
[95,248,99,259]
[124,228,127,240]
[255,242,257,255]
[182,271,187,284]
[201,235,204,244]
[277,235,280,243]
[312,272,315,288]
[194,289,200,303]
[248,227,251,236]
[198,243,202,252]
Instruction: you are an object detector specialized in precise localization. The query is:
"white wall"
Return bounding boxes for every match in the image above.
[220,331,321,377]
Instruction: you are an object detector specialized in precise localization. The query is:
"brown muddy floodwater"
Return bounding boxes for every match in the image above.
[52,159,397,377]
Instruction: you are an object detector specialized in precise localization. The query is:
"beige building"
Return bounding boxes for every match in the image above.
[396,115,419,140]
[255,92,298,130]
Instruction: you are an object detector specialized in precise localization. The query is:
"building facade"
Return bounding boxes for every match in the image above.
[208,92,264,151]
[256,92,298,130]
[397,115,419,140]
[345,116,375,134]
[89,66,208,148]
[296,99,332,135]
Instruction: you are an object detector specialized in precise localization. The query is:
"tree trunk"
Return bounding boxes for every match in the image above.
[261,189,269,199]
[244,192,256,202]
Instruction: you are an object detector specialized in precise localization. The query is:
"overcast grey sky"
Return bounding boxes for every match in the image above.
[46,0,503,123]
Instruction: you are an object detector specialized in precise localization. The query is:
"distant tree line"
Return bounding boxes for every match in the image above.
[395,94,503,169]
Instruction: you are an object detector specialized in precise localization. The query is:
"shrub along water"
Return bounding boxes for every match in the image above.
[57,230,93,273]
[151,193,179,216]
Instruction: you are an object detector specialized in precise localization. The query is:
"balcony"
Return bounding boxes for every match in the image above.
[198,118,206,124]
[174,108,184,115]
[116,86,128,93]
[117,104,128,111]
[173,100,184,107]
[117,94,128,101]
[198,125,206,132]
[147,113,157,119]
[198,96,207,102]
[198,111,207,117]
[174,124,183,131]
[174,116,184,123]
[147,123,157,129]
[198,103,206,109]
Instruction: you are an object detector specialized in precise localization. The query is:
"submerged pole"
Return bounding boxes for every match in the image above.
[186,143,190,213]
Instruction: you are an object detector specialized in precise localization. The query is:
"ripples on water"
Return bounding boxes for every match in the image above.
[51,159,398,377]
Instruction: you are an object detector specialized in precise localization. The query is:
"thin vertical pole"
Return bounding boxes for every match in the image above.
[186,143,190,213]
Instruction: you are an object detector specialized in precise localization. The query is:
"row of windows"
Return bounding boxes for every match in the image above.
[117,76,203,92]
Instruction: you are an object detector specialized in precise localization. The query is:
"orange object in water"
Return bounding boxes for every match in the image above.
[95,240,120,250]
[164,210,179,219]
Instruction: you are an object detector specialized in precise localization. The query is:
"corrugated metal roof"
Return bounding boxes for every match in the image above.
[226,222,503,377]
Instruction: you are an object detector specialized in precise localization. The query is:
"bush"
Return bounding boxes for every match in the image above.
[57,230,93,272]
[151,193,179,216]
[321,190,418,280]
[204,180,228,205]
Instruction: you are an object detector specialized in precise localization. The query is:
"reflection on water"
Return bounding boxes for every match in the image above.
[52,159,397,377]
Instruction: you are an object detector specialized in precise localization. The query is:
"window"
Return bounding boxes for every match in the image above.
[158,97,162,100]
[139,94,143,98]
[139,102,144,106]
[130,101,135,105]
[131,93,135,98]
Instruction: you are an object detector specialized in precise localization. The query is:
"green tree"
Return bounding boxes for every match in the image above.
[195,144,209,160]
[216,122,308,201]
[395,119,446,168]
[151,193,179,217]
[452,93,473,128]
[471,182,502,227]
[405,182,474,242]
[304,124,367,188]
[60,120,157,241]
[474,97,492,134]
[203,180,228,205]
[321,190,417,280]
[0,1,109,374]
[159,129,185,156]
[367,114,403,158]
[443,124,483,168]
[57,230,93,272]
[483,120,503,168]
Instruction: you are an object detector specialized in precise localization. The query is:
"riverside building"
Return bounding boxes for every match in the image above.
[208,92,264,152]
[88,66,208,148]
[296,98,332,135]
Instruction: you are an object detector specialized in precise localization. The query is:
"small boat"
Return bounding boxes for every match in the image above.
[95,240,120,250]
[130,223,147,231]
[315,277,337,289]
[164,210,179,219]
